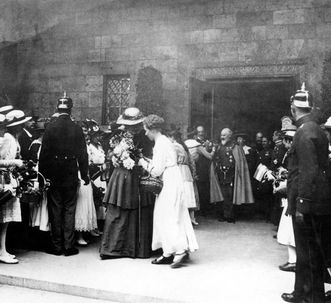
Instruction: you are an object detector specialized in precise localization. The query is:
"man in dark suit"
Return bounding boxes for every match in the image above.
[39,92,89,256]
[282,84,331,303]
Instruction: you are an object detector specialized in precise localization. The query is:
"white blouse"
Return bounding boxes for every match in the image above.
[142,134,177,178]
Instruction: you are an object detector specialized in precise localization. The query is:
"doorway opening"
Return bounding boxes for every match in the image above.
[190,76,296,142]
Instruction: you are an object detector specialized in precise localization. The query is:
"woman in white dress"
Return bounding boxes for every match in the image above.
[75,123,97,246]
[168,129,199,226]
[139,115,198,268]
[0,108,31,264]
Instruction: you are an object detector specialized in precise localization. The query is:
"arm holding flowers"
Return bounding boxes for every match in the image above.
[138,144,166,177]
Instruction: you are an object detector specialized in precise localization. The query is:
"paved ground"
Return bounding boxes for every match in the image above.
[0,217,323,303]
[0,284,117,303]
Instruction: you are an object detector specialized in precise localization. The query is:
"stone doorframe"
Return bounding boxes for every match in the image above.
[191,59,307,82]
[186,59,307,130]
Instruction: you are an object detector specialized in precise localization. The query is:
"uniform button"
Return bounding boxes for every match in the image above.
[300,199,303,203]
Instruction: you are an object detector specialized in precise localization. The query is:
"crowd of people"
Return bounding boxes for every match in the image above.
[1,83,331,301]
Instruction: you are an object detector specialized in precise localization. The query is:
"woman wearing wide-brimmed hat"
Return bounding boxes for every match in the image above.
[100,107,155,259]
[0,108,31,264]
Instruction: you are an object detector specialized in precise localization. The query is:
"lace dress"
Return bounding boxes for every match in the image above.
[74,145,97,232]
[0,133,22,223]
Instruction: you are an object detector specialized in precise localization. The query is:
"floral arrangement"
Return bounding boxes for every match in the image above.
[109,131,138,170]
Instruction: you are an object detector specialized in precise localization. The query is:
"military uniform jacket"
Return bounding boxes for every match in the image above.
[39,114,89,187]
[215,142,236,185]
[287,115,331,216]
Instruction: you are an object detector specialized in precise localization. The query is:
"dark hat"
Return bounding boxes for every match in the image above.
[290,83,313,108]
[31,119,47,131]
[57,91,73,110]
[85,119,101,136]
[6,110,32,127]
[234,132,249,139]
[117,107,144,125]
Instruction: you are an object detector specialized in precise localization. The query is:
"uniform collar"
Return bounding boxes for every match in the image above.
[296,114,312,128]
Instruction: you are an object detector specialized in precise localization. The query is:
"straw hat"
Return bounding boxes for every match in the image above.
[6,110,32,127]
[116,107,144,126]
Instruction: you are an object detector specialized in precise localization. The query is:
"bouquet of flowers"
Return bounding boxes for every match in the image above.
[109,131,139,170]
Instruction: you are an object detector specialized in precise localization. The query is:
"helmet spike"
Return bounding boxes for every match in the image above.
[63,91,67,98]
[301,82,306,91]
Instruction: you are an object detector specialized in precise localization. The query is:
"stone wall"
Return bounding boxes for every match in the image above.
[8,0,331,127]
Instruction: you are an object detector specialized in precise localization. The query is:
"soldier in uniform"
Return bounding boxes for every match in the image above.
[281,84,331,303]
[39,92,89,256]
[271,130,287,170]
[214,128,254,223]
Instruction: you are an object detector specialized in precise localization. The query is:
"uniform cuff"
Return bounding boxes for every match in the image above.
[296,197,312,214]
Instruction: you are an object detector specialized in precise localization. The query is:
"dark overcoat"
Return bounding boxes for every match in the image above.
[287,114,331,216]
[39,114,88,187]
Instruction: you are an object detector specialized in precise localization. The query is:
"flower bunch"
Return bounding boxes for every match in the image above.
[109,131,137,170]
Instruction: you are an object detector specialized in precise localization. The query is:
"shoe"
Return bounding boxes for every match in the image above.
[279,262,296,272]
[45,247,63,256]
[0,254,19,264]
[191,220,199,226]
[76,239,88,246]
[151,255,174,265]
[171,253,189,269]
[281,292,301,302]
[64,247,79,257]
[90,230,100,237]
[326,291,331,301]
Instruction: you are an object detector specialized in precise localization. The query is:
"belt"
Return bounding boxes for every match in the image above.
[54,155,76,161]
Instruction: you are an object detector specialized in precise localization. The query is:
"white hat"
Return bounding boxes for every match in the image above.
[284,130,296,138]
[116,107,144,126]
[0,105,14,115]
[6,110,32,127]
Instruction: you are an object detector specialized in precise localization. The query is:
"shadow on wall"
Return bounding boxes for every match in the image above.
[135,65,163,117]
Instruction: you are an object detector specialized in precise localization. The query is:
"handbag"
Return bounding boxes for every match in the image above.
[0,172,14,206]
[0,190,14,206]
[140,172,163,195]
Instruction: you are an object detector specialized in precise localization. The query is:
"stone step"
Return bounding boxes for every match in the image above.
[0,274,182,303]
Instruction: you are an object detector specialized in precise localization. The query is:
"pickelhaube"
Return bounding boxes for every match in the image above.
[57,91,73,110]
[290,83,313,108]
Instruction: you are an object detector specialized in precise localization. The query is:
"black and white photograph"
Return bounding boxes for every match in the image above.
[0,0,331,302]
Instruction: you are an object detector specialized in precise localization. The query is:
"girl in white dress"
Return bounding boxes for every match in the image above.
[88,131,107,227]
[276,128,296,272]
[75,124,97,246]
[168,130,199,225]
[139,115,198,268]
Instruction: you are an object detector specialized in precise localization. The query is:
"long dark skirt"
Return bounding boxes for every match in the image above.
[99,203,154,258]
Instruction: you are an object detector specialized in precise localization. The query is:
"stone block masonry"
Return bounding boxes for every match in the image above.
[1,0,328,128]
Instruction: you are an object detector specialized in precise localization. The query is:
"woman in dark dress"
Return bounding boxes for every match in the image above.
[100,108,154,259]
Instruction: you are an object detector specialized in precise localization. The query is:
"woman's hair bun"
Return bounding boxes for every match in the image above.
[143,114,165,130]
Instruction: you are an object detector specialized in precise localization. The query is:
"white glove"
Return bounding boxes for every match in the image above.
[265,170,275,181]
